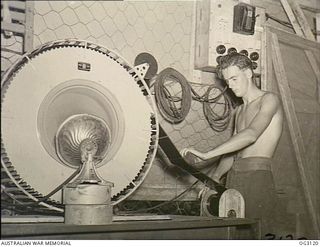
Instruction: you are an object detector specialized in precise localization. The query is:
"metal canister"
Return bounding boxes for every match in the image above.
[63,182,113,225]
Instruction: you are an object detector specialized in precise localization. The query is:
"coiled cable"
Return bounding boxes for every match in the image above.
[203,85,232,132]
[154,68,192,124]
[154,68,232,131]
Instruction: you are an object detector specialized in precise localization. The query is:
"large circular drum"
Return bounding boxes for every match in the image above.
[1,40,158,212]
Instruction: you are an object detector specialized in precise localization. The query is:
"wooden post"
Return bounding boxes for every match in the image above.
[260,27,266,90]
[316,13,320,42]
[287,0,315,41]
[304,50,320,102]
[260,15,267,90]
[24,1,34,52]
[264,26,274,92]
[280,0,304,37]
[270,32,320,238]
[1,1,13,37]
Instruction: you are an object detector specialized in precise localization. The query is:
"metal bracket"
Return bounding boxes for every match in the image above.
[134,63,150,79]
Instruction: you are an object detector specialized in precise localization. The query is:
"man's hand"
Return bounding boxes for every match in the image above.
[211,173,221,184]
[180,148,204,161]
[180,148,222,167]
[180,148,205,166]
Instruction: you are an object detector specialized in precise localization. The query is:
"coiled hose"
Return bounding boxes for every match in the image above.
[154,68,192,124]
[154,67,232,131]
[203,85,232,132]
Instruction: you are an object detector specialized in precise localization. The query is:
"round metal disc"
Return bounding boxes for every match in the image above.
[1,42,158,205]
[134,52,158,80]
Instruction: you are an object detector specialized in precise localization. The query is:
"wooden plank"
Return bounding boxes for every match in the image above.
[279,44,317,97]
[280,0,304,37]
[304,50,320,102]
[9,11,25,23]
[0,217,258,237]
[278,41,318,89]
[259,8,267,91]
[1,1,13,37]
[194,0,211,69]
[24,1,34,52]
[265,27,274,92]
[252,0,320,15]
[316,13,320,42]
[301,115,320,152]
[1,215,64,223]
[1,21,25,34]
[1,215,172,223]
[297,113,320,151]
[289,75,316,98]
[260,25,268,90]
[7,1,26,10]
[266,25,320,52]
[271,32,320,238]
[288,0,316,41]
[113,215,172,221]
[294,98,320,114]
[291,87,314,100]
[298,0,320,12]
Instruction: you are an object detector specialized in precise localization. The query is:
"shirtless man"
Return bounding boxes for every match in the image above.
[180,53,284,237]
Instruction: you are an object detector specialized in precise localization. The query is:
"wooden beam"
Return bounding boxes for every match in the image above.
[7,1,26,10]
[1,22,25,34]
[24,1,34,52]
[270,32,320,238]
[1,0,26,35]
[260,27,267,90]
[305,50,320,102]
[9,11,25,23]
[280,0,304,37]
[298,0,320,12]
[294,98,320,114]
[316,13,320,42]
[265,27,274,92]
[288,0,316,41]
[252,0,320,13]
[1,0,13,37]
[266,24,320,51]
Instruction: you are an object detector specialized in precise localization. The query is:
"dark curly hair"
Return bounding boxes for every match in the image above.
[217,53,253,79]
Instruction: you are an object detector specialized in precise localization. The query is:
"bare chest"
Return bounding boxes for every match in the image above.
[236,102,260,131]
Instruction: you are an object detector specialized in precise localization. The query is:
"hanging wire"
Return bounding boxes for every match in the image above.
[266,13,294,29]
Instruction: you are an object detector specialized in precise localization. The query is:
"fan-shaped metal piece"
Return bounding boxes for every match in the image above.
[56,114,110,167]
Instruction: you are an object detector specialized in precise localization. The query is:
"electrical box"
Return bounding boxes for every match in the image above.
[194,0,265,74]
[233,3,256,35]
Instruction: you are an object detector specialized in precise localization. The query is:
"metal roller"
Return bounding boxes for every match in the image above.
[1,40,159,212]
